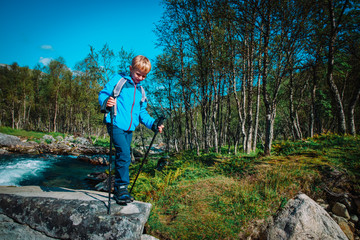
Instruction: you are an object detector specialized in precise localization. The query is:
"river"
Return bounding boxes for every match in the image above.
[0,154,107,190]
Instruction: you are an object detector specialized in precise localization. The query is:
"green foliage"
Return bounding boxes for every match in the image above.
[91,136,110,148]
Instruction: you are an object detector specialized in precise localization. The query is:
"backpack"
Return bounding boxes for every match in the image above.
[104,77,147,118]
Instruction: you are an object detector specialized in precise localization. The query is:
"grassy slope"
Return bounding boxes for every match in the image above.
[130,133,360,239]
[0,126,66,141]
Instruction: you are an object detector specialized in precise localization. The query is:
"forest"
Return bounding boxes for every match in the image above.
[0,0,359,156]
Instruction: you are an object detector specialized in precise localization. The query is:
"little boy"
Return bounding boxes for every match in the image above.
[98,55,164,204]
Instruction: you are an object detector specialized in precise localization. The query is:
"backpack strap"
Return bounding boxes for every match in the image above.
[112,78,127,116]
[139,85,147,103]
[113,78,127,98]
[105,77,147,118]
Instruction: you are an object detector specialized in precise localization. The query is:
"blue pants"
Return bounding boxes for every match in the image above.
[107,124,133,188]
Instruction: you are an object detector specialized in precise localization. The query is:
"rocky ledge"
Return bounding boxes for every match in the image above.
[0,186,157,240]
[0,132,107,156]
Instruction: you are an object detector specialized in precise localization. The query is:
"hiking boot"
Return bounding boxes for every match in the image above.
[114,186,134,205]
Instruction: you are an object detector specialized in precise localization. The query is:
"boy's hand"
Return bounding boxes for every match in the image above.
[158,124,164,133]
[106,97,116,107]
[152,117,165,133]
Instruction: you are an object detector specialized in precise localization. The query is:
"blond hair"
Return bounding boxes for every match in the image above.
[131,55,151,73]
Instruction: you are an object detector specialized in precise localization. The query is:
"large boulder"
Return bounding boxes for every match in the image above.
[265,193,348,240]
[0,186,154,240]
[0,214,56,240]
[0,133,30,147]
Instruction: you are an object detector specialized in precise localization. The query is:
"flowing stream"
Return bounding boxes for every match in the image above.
[0,154,106,190]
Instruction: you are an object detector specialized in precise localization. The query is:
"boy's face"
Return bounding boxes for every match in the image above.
[130,66,148,84]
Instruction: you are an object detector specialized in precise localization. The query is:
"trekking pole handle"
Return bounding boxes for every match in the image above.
[155,116,166,133]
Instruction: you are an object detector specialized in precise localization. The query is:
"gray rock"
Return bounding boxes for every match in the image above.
[75,137,91,145]
[342,197,354,212]
[141,234,159,240]
[55,136,63,142]
[333,202,351,220]
[78,155,109,166]
[66,135,74,140]
[42,135,55,143]
[336,218,355,240]
[350,215,359,223]
[0,133,29,147]
[265,193,348,240]
[0,132,107,155]
[0,186,152,240]
[0,148,9,154]
[0,214,56,240]
[320,203,330,211]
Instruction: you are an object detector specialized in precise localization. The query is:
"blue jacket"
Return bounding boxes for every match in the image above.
[98,73,155,131]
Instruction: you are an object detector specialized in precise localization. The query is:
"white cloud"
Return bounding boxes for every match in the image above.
[41,45,53,50]
[39,57,52,66]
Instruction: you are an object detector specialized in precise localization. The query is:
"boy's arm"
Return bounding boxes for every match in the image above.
[139,101,156,130]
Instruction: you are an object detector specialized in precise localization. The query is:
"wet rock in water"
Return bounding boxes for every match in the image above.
[0,186,154,240]
[0,148,9,154]
[86,172,108,181]
[265,193,348,240]
[77,155,109,166]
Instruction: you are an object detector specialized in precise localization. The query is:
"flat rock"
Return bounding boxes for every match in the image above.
[0,186,152,240]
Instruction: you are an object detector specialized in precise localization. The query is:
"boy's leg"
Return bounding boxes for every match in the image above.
[107,125,134,204]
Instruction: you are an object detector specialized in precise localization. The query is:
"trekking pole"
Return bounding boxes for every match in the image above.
[130,116,165,194]
[107,106,114,215]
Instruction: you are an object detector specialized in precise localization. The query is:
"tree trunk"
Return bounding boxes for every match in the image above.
[245,35,254,154]
[11,102,15,129]
[53,102,58,132]
[241,59,247,153]
[23,89,26,129]
[326,0,348,134]
[252,73,261,151]
[262,9,272,156]
[309,73,316,137]
[290,74,301,140]
[347,85,360,136]
[264,111,276,155]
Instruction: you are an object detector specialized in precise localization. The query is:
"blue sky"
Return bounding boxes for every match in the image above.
[0,0,165,69]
